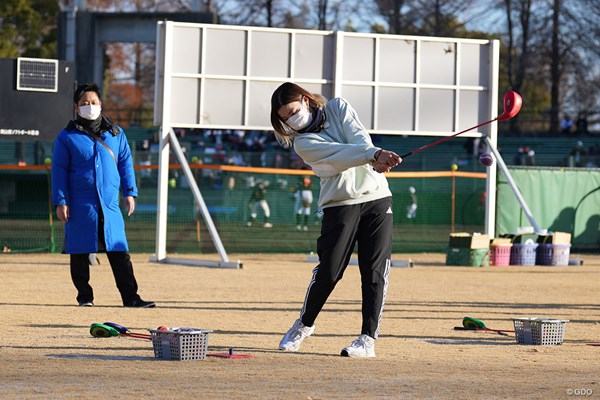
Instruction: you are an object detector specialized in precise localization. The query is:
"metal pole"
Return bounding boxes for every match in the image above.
[168,128,230,262]
[484,136,543,234]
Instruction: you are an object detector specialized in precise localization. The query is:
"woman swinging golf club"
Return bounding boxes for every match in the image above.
[270,82,401,357]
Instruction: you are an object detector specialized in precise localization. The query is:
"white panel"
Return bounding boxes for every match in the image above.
[171,26,201,74]
[460,44,488,87]
[420,42,456,85]
[248,81,282,126]
[153,22,165,125]
[295,34,334,80]
[157,23,496,137]
[342,37,374,81]
[205,29,246,75]
[250,31,289,77]
[341,85,373,129]
[419,89,454,132]
[203,79,245,125]
[379,39,415,83]
[377,87,415,131]
[170,77,198,125]
[303,83,334,100]
[458,90,485,132]
[322,84,334,100]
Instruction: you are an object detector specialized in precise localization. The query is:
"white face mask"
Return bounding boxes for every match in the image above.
[286,101,313,131]
[78,105,102,120]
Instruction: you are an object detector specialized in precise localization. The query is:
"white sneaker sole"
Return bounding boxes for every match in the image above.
[340,349,376,357]
[279,344,300,352]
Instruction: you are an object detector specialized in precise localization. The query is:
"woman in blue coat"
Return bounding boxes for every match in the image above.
[52,82,155,308]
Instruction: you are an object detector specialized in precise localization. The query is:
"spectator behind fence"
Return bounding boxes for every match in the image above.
[514,146,536,166]
[576,113,588,135]
[569,140,587,167]
[561,115,573,135]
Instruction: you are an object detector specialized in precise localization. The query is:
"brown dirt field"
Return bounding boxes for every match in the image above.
[1,252,599,399]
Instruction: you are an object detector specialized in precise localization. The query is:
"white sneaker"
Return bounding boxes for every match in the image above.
[278,319,315,351]
[264,222,273,228]
[340,334,375,357]
[302,225,308,231]
[296,225,302,231]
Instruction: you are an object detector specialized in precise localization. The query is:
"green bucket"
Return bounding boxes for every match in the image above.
[445,247,489,267]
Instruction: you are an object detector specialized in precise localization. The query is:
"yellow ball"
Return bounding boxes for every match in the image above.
[169,178,177,188]
[44,157,52,165]
[451,163,458,171]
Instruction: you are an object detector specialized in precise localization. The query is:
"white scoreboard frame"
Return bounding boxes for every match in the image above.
[153,21,500,267]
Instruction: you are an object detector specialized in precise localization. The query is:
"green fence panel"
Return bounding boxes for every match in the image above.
[497,167,600,248]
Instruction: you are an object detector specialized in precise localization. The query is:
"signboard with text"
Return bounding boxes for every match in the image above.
[0,58,75,141]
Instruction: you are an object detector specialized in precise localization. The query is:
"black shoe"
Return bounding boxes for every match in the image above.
[125,299,156,308]
[78,301,94,307]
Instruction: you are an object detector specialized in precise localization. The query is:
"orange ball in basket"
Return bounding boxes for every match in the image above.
[157,326,168,331]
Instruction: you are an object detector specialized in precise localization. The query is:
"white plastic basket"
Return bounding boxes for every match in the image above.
[512,318,568,345]
[148,328,212,360]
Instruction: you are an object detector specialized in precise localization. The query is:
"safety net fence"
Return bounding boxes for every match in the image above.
[0,165,486,254]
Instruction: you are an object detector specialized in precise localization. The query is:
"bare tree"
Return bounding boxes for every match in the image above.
[371,0,485,37]
[72,0,600,132]
[372,0,413,34]
[317,0,328,30]
[501,0,536,131]
[548,0,561,132]
[560,0,600,129]
[291,0,367,31]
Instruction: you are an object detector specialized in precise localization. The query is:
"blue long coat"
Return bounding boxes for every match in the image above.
[51,121,138,254]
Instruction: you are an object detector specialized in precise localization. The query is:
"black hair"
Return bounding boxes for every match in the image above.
[74,82,102,103]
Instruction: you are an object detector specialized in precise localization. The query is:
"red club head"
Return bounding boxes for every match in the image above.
[497,91,522,121]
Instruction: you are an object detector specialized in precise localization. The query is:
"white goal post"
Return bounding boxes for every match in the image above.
[153,21,503,267]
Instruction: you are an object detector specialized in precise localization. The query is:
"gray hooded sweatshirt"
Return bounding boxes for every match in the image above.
[293,97,393,209]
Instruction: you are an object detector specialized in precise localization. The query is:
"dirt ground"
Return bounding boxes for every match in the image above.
[1,252,599,399]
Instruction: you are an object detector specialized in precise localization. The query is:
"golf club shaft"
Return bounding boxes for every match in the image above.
[454,327,513,335]
[123,332,152,340]
[103,322,153,340]
[401,118,497,159]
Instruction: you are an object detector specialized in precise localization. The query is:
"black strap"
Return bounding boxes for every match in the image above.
[81,130,117,165]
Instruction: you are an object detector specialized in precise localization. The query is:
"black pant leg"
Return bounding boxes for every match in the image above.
[70,253,93,303]
[105,251,140,306]
[356,197,394,339]
[299,204,361,326]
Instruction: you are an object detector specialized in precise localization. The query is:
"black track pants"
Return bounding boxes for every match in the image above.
[70,207,140,306]
[299,197,393,338]
[70,252,140,306]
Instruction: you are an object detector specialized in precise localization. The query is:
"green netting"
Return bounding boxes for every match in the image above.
[496,167,600,248]
[0,167,486,254]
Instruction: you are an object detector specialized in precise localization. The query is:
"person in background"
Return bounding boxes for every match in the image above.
[406,186,418,219]
[561,115,573,135]
[569,140,587,167]
[246,181,273,228]
[576,112,588,135]
[51,82,155,308]
[270,82,401,357]
[514,146,536,166]
[293,176,314,231]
